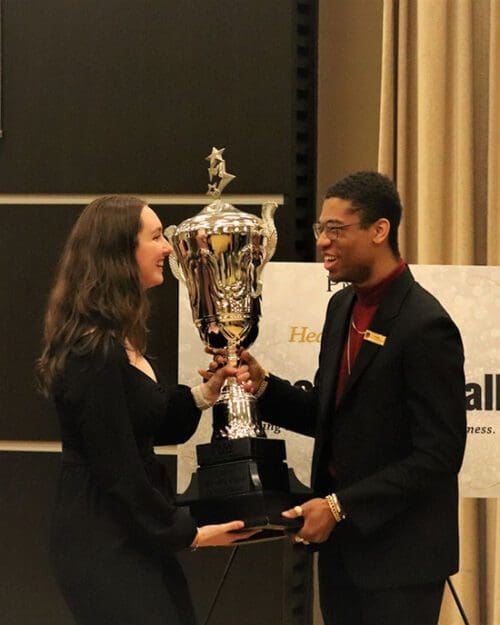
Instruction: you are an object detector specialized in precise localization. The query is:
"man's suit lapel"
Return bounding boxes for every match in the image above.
[319,288,354,419]
[312,287,354,485]
[338,267,415,405]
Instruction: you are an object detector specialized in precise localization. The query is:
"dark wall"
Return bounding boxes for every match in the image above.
[0,204,81,440]
[1,0,290,192]
[0,0,316,246]
[0,1,316,623]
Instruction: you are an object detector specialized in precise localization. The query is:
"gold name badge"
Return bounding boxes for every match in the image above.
[363,330,386,346]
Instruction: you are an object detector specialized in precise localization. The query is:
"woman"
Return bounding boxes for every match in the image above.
[37,195,254,625]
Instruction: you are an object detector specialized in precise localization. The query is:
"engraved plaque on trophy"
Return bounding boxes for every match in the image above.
[165,148,309,535]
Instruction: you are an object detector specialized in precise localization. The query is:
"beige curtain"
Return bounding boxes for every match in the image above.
[378,1,500,624]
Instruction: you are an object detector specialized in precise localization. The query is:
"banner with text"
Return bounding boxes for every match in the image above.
[178,263,500,499]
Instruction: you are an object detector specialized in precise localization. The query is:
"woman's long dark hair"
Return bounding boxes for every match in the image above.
[36,195,149,397]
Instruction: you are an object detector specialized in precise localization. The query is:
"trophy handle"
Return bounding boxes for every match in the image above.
[168,254,186,283]
[164,225,186,283]
[252,281,263,298]
[249,201,278,299]
[261,202,278,265]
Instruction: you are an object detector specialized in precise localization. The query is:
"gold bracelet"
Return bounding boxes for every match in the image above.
[325,494,346,522]
[332,493,346,520]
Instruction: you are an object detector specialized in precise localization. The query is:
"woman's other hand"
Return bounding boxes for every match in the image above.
[192,521,260,547]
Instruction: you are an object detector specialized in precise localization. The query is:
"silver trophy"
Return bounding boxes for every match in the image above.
[165,147,277,439]
[166,149,308,532]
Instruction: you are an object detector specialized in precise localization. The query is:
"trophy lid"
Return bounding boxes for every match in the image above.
[175,200,261,235]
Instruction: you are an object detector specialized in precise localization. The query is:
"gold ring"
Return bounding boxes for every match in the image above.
[293,505,304,517]
[294,536,310,545]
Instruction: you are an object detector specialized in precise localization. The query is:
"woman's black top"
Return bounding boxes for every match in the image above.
[50,338,201,625]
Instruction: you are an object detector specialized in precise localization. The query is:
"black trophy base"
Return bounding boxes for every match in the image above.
[177,437,311,540]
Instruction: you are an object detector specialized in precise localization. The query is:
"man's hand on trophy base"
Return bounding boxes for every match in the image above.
[282,498,337,544]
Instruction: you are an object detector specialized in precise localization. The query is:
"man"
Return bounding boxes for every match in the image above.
[237,171,466,625]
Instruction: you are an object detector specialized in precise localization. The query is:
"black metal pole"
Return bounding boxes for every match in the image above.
[202,546,239,625]
[446,577,471,625]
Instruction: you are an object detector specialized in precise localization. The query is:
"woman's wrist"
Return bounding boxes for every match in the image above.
[191,528,201,550]
[191,384,215,410]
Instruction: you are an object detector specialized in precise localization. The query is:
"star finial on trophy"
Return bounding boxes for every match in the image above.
[205,146,236,197]
[207,147,225,167]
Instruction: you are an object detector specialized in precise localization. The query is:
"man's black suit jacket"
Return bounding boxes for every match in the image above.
[258,267,466,589]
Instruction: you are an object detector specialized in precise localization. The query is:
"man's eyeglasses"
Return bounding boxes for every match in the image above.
[312,221,361,241]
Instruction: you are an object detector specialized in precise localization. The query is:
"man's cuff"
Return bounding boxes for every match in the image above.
[254,371,270,398]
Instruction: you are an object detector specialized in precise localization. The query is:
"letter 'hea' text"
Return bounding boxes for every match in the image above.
[289,326,322,343]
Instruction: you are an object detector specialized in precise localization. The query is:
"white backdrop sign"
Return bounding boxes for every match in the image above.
[177,263,500,499]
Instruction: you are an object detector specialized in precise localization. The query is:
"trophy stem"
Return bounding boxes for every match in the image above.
[227,341,239,369]
[211,340,267,439]
[212,377,266,440]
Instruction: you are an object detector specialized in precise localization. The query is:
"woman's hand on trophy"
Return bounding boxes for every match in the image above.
[192,521,261,548]
[198,362,238,405]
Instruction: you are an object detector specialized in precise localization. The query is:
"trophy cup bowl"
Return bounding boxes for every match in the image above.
[165,148,309,536]
[165,196,277,440]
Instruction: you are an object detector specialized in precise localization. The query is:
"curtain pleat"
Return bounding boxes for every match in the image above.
[487,1,500,265]
[378,1,499,623]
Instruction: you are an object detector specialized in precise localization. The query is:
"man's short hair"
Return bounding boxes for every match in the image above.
[325,171,402,257]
